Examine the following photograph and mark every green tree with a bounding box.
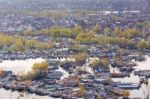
[137,40,148,50]
[12,39,25,52]
[93,23,102,33]
[76,33,100,44]
[103,27,110,35]
[136,22,142,28]
[32,61,48,71]
[123,90,130,98]
[91,59,100,69]
[100,58,109,69]
[74,52,88,65]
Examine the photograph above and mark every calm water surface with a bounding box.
[111,55,150,98]
[0,88,51,99]
[0,58,65,99]
[0,58,46,74]
[0,56,150,99]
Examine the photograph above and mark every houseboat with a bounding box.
[116,83,141,89]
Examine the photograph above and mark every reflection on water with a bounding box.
[0,58,46,74]
[136,55,150,70]
[111,55,150,98]
[57,66,69,79]
[0,58,68,99]
[0,56,150,98]
[0,88,52,99]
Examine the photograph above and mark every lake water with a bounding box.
[0,58,68,99]
[0,56,150,99]
[0,88,51,99]
[0,58,69,78]
[0,58,46,74]
[111,55,150,99]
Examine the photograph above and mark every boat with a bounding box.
[110,73,127,78]
[120,67,134,72]
[49,92,62,98]
[117,83,141,89]
[134,71,140,75]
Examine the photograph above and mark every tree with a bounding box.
[74,24,83,33]
[12,39,25,52]
[112,56,123,65]
[123,90,130,98]
[136,22,142,28]
[113,27,121,36]
[22,29,34,36]
[0,32,51,52]
[25,71,37,80]
[32,61,48,71]
[95,95,101,99]
[111,15,117,22]
[91,58,109,70]
[2,45,11,52]
[144,21,150,31]
[74,52,88,65]
[76,33,100,44]
[70,44,88,52]
[100,58,109,69]
[103,27,110,35]
[79,84,85,94]
[91,59,100,69]
[49,26,73,38]
[125,28,141,38]
[113,28,141,39]
[93,23,102,33]
[137,40,148,50]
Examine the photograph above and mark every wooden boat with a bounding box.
[120,67,134,72]
[117,83,141,89]
[110,73,127,78]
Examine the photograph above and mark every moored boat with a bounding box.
[116,83,141,89]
